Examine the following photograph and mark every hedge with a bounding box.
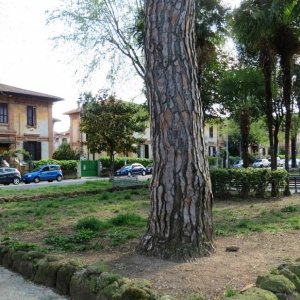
[33,159,78,171]
[210,168,288,198]
[98,157,153,171]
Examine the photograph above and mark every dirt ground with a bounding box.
[69,230,299,300]
[11,195,300,300]
[68,195,300,300]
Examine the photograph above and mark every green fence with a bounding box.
[81,160,98,177]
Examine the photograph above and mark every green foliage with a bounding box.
[224,288,239,297]
[99,156,152,171]
[33,159,77,171]
[109,213,144,226]
[52,142,80,160]
[75,217,107,231]
[211,168,288,198]
[45,229,97,251]
[79,92,148,175]
[8,241,46,252]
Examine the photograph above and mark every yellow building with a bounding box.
[0,83,62,161]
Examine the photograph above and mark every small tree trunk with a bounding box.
[262,51,276,170]
[138,0,213,261]
[291,137,297,168]
[281,54,292,196]
[240,110,250,168]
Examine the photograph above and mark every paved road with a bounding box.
[0,177,102,190]
[0,267,67,300]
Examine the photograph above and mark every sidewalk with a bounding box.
[0,267,66,300]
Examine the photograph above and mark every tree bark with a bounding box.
[239,110,250,168]
[138,0,213,261]
[261,50,275,170]
[282,54,292,196]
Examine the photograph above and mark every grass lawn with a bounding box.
[0,182,299,254]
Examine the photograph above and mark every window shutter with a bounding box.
[36,142,41,160]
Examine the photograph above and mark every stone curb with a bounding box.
[0,244,171,300]
[227,258,300,300]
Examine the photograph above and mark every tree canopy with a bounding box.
[79,91,148,175]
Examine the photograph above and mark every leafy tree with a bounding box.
[79,91,148,176]
[272,0,300,194]
[48,0,145,79]
[138,0,213,261]
[219,68,265,167]
[48,0,229,118]
[52,143,81,160]
[231,0,278,170]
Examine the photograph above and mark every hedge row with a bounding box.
[210,168,288,198]
[99,157,153,171]
[33,159,78,171]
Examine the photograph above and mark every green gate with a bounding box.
[81,160,98,177]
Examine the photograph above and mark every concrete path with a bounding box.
[0,267,67,300]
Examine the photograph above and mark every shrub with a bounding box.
[210,168,288,198]
[109,213,145,226]
[75,217,106,231]
[52,143,80,160]
[33,159,77,171]
[99,157,152,172]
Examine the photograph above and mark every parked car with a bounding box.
[22,164,63,184]
[289,159,300,168]
[115,163,147,176]
[233,160,243,168]
[0,167,21,185]
[253,158,270,168]
[145,164,153,174]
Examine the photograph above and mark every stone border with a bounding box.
[0,244,173,300]
[227,258,300,300]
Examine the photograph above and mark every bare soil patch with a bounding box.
[7,194,300,299]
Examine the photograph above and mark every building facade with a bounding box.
[0,83,62,161]
[64,106,222,161]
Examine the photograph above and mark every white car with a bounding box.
[233,160,243,168]
[253,159,270,168]
[289,159,300,168]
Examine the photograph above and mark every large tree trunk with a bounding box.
[138,0,213,261]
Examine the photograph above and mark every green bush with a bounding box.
[33,159,77,171]
[99,157,152,171]
[75,217,106,231]
[211,168,288,198]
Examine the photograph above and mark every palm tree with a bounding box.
[271,0,300,195]
[231,0,278,171]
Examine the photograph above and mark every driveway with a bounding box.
[0,267,67,300]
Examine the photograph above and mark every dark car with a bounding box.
[115,163,147,176]
[22,164,63,184]
[145,164,153,174]
[0,167,21,185]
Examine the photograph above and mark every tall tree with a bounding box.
[79,91,148,176]
[218,68,265,167]
[138,0,213,261]
[48,0,145,79]
[272,0,300,194]
[231,0,278,170]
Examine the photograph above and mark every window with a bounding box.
[23,141,41,161]
[27,106,37,126]
[0,103,8,123]
[209,126,214,138]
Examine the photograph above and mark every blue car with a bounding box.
[115,163,147,177]
[22,164,63,184]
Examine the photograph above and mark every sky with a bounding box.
[0,0,241,133]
